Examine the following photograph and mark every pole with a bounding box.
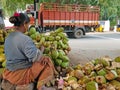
[34,0,40,32]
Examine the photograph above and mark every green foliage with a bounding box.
[0,0,33,16]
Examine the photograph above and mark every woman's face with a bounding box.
[24,22,29,32]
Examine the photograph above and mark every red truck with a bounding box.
[26,3,100,38]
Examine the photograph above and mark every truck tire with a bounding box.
[74,29,83,38]
[66,32,74,38]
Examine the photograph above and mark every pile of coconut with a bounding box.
[51,56,120,90]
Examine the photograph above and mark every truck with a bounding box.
[26,3,100,38]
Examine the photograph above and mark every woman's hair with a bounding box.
[9,12,30,26]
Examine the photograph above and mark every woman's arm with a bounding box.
[23,37,44,62]
[32,49,43,62]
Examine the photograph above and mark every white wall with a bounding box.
[99,20,110,32]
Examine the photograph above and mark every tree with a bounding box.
[0,0,33,16]
[97,0,120,26]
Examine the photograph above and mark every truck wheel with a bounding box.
[66,32,74,38]
[74,29,83,38]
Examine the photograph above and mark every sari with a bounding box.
[2,57,57,89]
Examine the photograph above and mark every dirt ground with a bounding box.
[68,48,120,66]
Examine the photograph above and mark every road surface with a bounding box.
[68,32,120,65]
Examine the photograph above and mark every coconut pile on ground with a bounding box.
[27,27,120,90]
[0,29,14,73]
[58,56,120,90]
[27,27,71,70]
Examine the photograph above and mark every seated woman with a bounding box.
[1,12,56,90]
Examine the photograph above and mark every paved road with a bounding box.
[69,32,120,50]
[68,32,120,65]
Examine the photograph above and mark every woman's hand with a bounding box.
[40,56,49,65]
[39,45,44,53]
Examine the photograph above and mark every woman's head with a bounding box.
[9,12,30,32]
[9,12,30,27]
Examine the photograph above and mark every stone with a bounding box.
[41,85,56,90]
[16,83,34,90]
[1,79,16,90]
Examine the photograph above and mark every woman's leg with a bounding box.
[31,57,56,90]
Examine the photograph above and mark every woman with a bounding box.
[2,12,56,90]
